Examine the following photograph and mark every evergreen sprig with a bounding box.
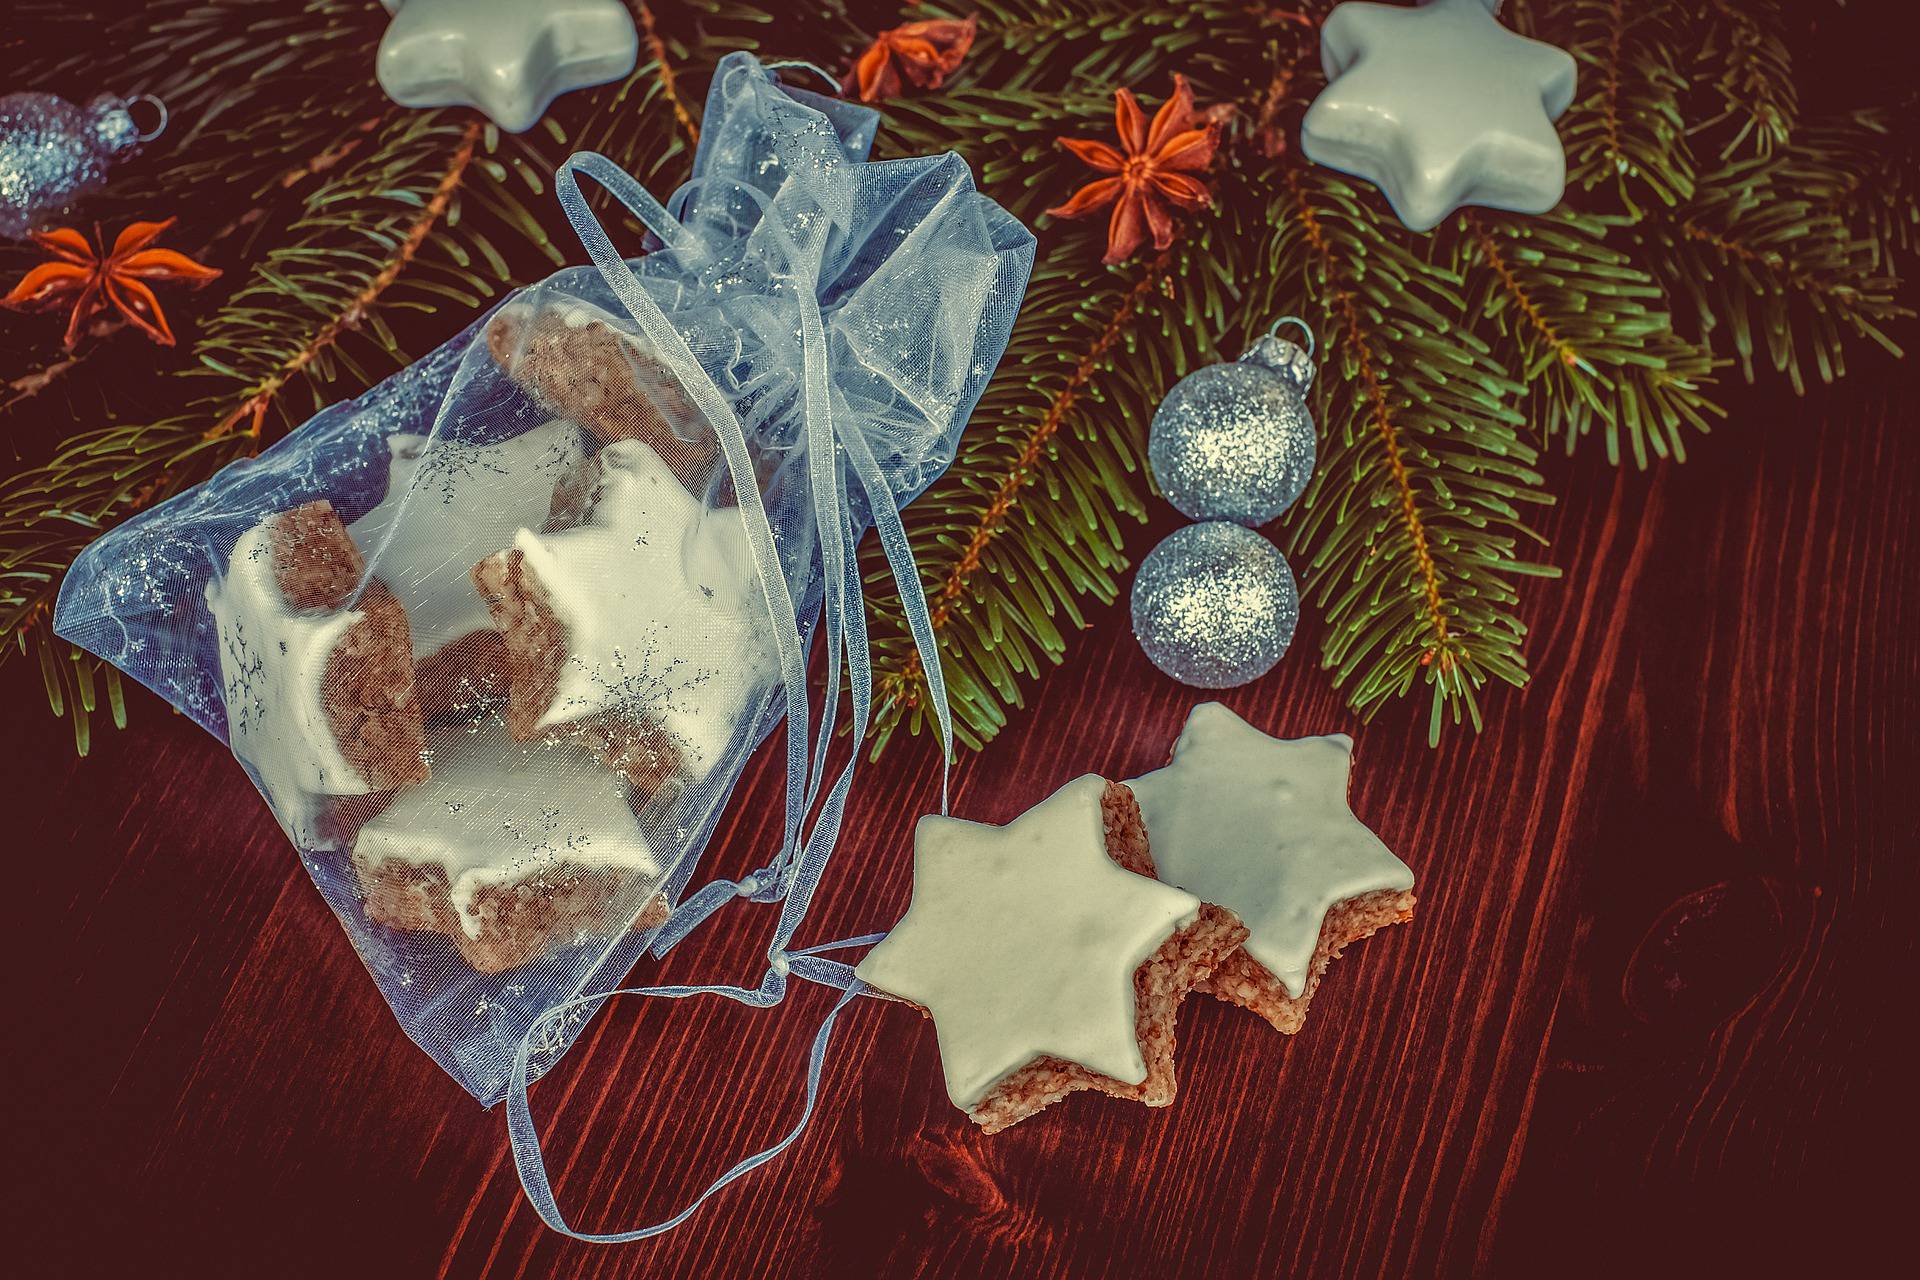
[1636,152,1905,392]
[1453,207,1722,466]
[1277,168,1554,743]
[1554,0,1695,215]
[861,1,1290,750]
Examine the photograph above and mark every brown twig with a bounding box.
[637,1,699,145]
[205,120,483,443]
[1286,168,1453,669]
[2,317,123,413]
[1465,211,1584,369]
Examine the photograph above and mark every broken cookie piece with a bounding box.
[204,501,427,850]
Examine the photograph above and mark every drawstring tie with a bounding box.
[504,150,954,1243]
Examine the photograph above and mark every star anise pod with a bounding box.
[2,218,221,349]
[847,13,978,103]
[1046,74,1224,265]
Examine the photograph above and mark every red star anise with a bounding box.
[847,13,978,103]
[2,218,220,349]
[1046,74,1223,265]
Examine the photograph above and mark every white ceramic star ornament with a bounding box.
[375,0,639,133]
[1127,703,1414,1005]
[856,775,1202,1111]
[1300,0,1577,231]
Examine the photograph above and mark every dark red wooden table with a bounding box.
[9,363,1915,1277]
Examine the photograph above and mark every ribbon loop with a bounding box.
[507,980,863,1243]
[514,144,958,1245]
[506,41,1031,1238]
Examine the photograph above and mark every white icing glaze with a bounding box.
[204,521,372,848]
[354,722,660,938]
[512,437,774,783]
[855,775,1201,1111]
[349,419,586,658]
[1126,702,1414,999]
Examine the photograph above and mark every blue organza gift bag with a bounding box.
[56,53,1032,1234]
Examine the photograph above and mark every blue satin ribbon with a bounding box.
[503,147,954,1243]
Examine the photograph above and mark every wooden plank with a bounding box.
[6,373,1912,1276]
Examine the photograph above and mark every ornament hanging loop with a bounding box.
[1263,314,1315,360]
[766,60,842,95]
[127,94,168,143]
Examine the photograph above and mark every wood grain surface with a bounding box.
[8,365,1915,1278]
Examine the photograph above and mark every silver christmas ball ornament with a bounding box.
[1131,521,1299,688]
[0,91,166,241]
[1148,318,1317,527]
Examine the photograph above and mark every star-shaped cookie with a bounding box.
[375,0,639,133]
[350,420,586,660]
[856,775,1246,1132]
[1127,703,1415,1034]
[1300,0,1577,231]
[473,437,777,794]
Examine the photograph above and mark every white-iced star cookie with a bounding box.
[350,420,586,660]
[1300,0,1577,231]
[474,437,776,795]
[1127,702,1415,1034]
[375,0,639,134]
[352,720,667,974]
[205,502,426,851]
[856,775,1247,1132]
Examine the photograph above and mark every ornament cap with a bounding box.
[83,94,164,152]
[1240,327,1316,392]
[126,94,169,144]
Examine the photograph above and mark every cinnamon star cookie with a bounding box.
[1126,702,1415,1034]
[857,775,1245,1132]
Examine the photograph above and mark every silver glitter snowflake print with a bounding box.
[219,617,268,735]
[101,523,202,615]
[410,436,512,504]
[500,803,593,866]
[562,633,714,757]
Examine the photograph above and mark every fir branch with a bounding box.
[1553,0,1694,215]
[1453,208,1721,466]
[204,120,484,442]
[1635,152,1908,392]
[1689,0,1796,159]
[873,245,1175,745]
[1277,168,1555,743]
[862,1,1308,752]
[23,0,389,194]
[1784,106,1919,273]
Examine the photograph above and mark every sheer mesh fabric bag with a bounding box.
[55,53,1034,1106]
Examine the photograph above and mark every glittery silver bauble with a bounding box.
[0,91,165,241]
[1148,330,1318,526]
[1131,521,1299,688]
